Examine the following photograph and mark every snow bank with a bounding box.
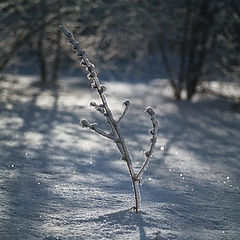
[0,76,239,239]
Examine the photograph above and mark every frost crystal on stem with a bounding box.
[60,25,158,213]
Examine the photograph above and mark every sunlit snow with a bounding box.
[0,75,239,240]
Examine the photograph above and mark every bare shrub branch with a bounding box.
[117,99,131,124]
[136,107,159,180]
[60,25,158,213]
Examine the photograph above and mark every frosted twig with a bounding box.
[90,102,106,116]
[136,107,158,180]
[60,25,158,213]
[80,119,116,141]
[117,99,131,124]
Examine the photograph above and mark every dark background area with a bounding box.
[0,0,240,101]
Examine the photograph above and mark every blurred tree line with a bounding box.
[0,0,239,100]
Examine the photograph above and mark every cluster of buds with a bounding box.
[59,25,106,97]
[90,102,106,116]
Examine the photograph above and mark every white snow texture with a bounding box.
[0,76,240,240]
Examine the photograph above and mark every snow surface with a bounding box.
[0,75,240,240]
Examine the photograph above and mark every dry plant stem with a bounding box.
[117,100,130,124]
[136,108,158,180]
[60,25,158,213]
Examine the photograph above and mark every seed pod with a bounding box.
[91,82,97,89]
[145,106,155,116]
[148,129,154,135]
[90,102,97,107]
[99,85,106,93]
[123,99,131,106]
[87,73,95,80]
[80,59,86,66]
[145,150,151,157]
[87,64,95,72]
[80,118,90,128]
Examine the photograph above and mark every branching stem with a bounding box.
[60,25,158,213]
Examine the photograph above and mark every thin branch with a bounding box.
[59,25,116,132]
[80,119,116,141]
[90,102,107,116]
[117,99,131,124]
[136,107,158,180]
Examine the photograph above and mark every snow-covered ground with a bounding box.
[0,75,239,240]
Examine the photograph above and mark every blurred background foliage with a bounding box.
[0,0,240,100]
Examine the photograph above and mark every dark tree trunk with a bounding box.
[37,0,48,84]
[160,39,180,99]
[51,0,63,82]
[38,33,48,84]
[51,29,62,82]
[186,0,213,100]
[178,0,191,98]
[0,7,59,73]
